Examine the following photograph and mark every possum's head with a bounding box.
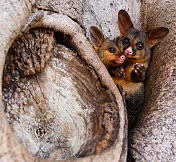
[90,26,126,68]
[115,10,169,61]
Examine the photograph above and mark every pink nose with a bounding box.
[120,55,126,60]
[125,46,133,55]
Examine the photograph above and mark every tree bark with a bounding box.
[0,0,128,161]
[129,0,176,161]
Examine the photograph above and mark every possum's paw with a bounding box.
[134,63,145,75]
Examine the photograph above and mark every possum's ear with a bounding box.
[118,10,133,36]
[90,26,104,47]
[147,27,169,47]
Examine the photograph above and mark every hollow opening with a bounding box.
[54,31,76,51]
[2,28,120,160]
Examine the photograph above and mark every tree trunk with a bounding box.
[0,0,130,161]
[3,27,123,160]
[4,0,174,161]
[129,0,176,161]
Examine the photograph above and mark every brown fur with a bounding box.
[90,26,126,70]
[115,10,169,82]
[113,10,169,127]
[113,10,169,87]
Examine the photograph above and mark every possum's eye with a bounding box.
[122,37,130,46]
[136,42,144,50]
[108,47,116,53]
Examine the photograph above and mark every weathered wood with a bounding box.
[0,1,127,161]
[3,29,120,159]
[3,28,55,85]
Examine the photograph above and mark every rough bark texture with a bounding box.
[0,0,128,161]
[82,0,141,40]
[35,0,83,27]
[3,28,55,85]
[3,29,120,159]
[0,1,37,161]
[129,0,176,161]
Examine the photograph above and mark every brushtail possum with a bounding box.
[113,10,169,128]
[90,26,126,77]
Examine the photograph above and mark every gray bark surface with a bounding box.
[82,0,141,40]
[129,0,176,161]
